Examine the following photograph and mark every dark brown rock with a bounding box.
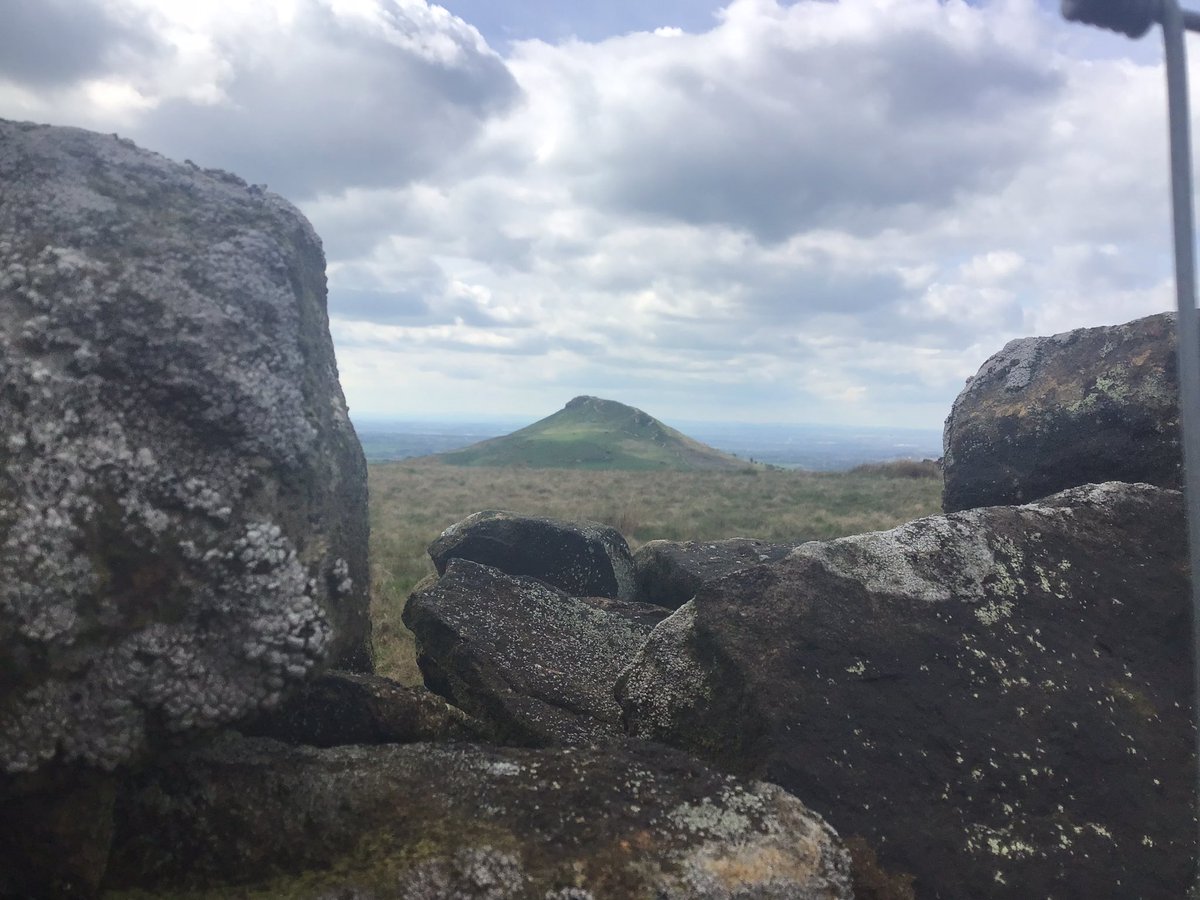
[942,312,1181,512]
[0,120,370,779]
[617,482,1195,899]
[238,670,481,747]
[403,559,653,745]
[428,509,636,600]
[634,538,794,608]
[103,733,854,899]
[0,772,115,898]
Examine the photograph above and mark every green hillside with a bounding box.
[436,396,753,471]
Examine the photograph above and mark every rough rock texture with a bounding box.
[429,509,636,601]
[404,559,653,745]
[582,596,675,630]
[239,670,481,747]
[942,312,1181,512]
[104,733,853,899]
[634,538,794,609]
[617,483,1195,899]
[0,773,115,898]
[0,120,371,777]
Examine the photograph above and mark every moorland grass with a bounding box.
[368,457,942,683]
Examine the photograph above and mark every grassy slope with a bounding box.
[436,396,750,471]
[368,458,942,683]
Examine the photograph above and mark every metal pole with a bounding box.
[1061,0,1200,887]
[1161,1,1200,887]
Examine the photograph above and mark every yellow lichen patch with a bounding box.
[1109,681,1158,720]
[696,842,818,888]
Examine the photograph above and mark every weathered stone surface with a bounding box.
[0,773,115,898]
[104,733,853,899]
[634,538,793,608]
[404,559,652,745]
[942,312,1181,512]
[0,120,370,777]
[582,596,675,630]
[429,509,636,601]
[617,482,1195,899]
[238,670,481,747]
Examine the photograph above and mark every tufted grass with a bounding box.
[368,457,942,684]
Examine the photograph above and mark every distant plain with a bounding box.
[354,417,944,470]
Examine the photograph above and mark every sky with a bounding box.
[0,0,1184,428]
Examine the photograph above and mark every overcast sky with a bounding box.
[0,0,1182,428]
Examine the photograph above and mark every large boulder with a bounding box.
[634,538,794,608]
[104,733,854,899]
[942,312,1181,512]
[0,120,371,778]
[404,559,653,745]
[429,509,636,601]
[617,482,1195,899]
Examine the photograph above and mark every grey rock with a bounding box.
[104,733,854,899]
[618,482,1196,899]
[429,509,636,601]
[0,119,370,777]
[942,312,1182,512]
[634,538,793,608]
[403,559,652,745]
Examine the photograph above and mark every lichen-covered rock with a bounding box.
[617,482,1195,899]
[0,119,370,777]
[581,596,675,630]
[238,670,481,747]
[104,733,854,899]
[634,538,793,608]
[942,312,1181,512]
[429,509,636,601]
[404,559,652,745]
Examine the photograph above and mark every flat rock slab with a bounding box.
[429,509,636,601]
[634,538,794,608]
[238,671,481,747]
[618,482,1195,899]
[0,120,370,778]
[943,312,1181,512]
[104,734,854,899]
[404,559,653,745]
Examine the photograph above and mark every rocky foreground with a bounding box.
[1,119,1195,899]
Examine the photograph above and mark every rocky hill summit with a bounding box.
[437,394,752,470]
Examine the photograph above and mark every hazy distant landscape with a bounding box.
[354,417,943,470]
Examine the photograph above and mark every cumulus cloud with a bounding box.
[0,0,156,88]
[0,0,518,197]
[0,0,1184,426]
[138,1,519,196]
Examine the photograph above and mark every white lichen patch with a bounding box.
[789,506,1048,611]
[618,602,715,737]
[667,797,753,840]
[975,598,1015,627]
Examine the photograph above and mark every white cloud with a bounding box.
[0,0,1185,426]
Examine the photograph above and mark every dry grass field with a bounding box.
[367,457,943,682]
